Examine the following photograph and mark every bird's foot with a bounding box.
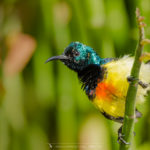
[117,126,131,145]
[138,80,149,89]
[127,76,149,89]
[127,76,139,83]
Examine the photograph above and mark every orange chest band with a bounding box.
[95,82,117,100]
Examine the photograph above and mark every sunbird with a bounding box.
[46,42,150,144]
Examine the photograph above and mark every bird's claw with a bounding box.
[127,76,149,89]
[138,80,149,88]
[127,76,138,82]
[117,126,131,145]
[117,134,131,145]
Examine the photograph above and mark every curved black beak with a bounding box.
[45,55,68,63]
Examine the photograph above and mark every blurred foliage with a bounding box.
[0,0,150,150]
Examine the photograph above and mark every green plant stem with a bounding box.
[119,8,145,150]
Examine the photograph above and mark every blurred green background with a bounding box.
[0,0,150,150]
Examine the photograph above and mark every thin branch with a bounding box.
[119,8,149,150]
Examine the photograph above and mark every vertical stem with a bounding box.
[119,8,146,150]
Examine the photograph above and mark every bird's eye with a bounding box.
[73,50,80,57]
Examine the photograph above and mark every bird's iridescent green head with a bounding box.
[46,42,108,72]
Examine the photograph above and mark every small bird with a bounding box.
[46,42,150,143]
